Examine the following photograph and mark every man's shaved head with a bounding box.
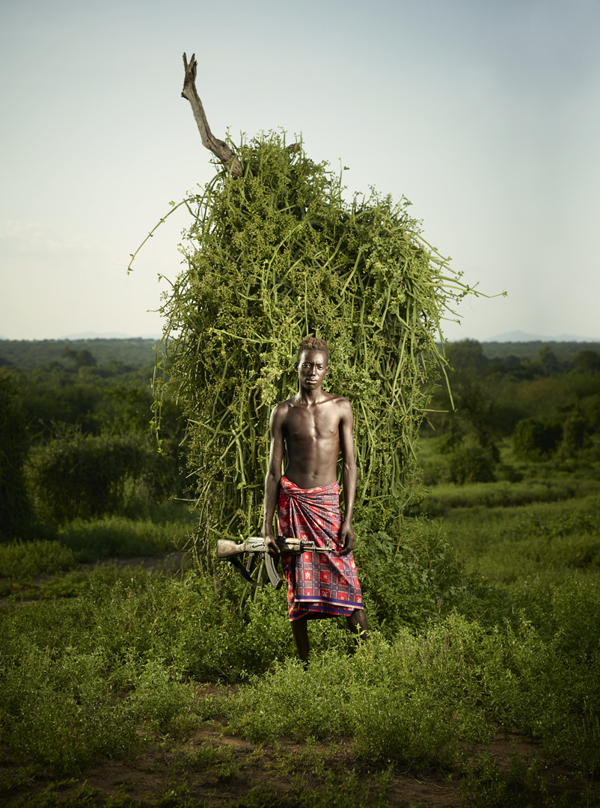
[296,337,329,363]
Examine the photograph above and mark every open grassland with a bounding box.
[435,494,600,583]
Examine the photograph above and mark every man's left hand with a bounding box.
[338,521,355,555]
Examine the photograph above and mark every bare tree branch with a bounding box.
[181,53,242,178]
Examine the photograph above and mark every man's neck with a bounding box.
[296,386,326,405]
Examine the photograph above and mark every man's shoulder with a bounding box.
[271,397,296,419]
[328,393,352,411]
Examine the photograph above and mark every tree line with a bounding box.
[425,340,600,484]
[0,348,186,541]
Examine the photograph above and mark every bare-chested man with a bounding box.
[262,336,368,663]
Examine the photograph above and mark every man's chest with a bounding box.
[284,405,340,442]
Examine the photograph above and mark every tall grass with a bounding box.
[227,609,600,773]
[1,495,600,788]
[57,507,195,562]
[437,493,600,581]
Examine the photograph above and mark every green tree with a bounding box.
[26,426,170,522]
[432,340,501,460]
[574,349,600,373]
[513,417,563,460]
[61,348,97,368]
[0,374,33,539]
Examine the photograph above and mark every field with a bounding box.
[2,341,600,806]
[2,478,600,806]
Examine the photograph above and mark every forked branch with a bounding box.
[181,52,242,177]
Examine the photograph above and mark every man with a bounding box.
[262,336,368,663]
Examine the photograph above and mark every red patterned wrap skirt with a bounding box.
[277,475,364,622]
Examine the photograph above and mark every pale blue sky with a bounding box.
[1,0,599,341]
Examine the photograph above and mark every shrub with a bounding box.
[0,374,33,539]
[0,540,77,579]
[513,417,563,460]
[353,517,477,633]
[560,412,588,457]
[448,445,496,484]
[26,426,170,522]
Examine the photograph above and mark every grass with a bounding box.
[434,493,600,582]
[56,501,196,562]
[1,479,600,804]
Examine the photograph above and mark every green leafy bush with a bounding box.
[0,373,33,539]
[0,540,77,579]
[26,426,170,522]
[56,511,194,561]
[353,517,479,633]
[513,417,563,460]
[560,412,588,457]
[448,445,496,484]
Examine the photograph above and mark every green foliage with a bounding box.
[513,417,563,460]
[156,133,472,561]
[0,644,140,772]
[56,508,194,561]
[227,610,600,773]
[0,540,77,579]
[433,494,600,582]
[25,426,174,522]
[418,478,584,516]
[574,348,600,373]
[2,506,600,778]
[559,411,588,457]
[481,341,600,364]
[460,752,549,808]
[447,444,496,484]
[0,373,33,539]
[61,347,97,368]
[353,516,480,633]
[0,338,158,369]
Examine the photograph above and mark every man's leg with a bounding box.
[291,615,310,664]
[346,608,369,640]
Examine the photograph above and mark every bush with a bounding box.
[560,412,588,457]
[0,374,33,539]
[353,517,478,633]
[513,417,563,460]
[0,540,77,579]
[155,132,474,564]
[448,445,496,484]
[26,426,171,522]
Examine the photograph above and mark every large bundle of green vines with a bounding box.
[157,133,469,560]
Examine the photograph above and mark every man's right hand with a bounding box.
[264,532,280,557]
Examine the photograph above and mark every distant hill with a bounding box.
[0,338,162,369]
[485,330,600,343]
[480,341,600,362]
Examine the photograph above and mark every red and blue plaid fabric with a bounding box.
[277,475,364,622]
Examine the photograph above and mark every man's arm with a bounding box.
[338,399,357,556]
[262,404,286,556]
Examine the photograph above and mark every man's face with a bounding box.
[296,349,329,390]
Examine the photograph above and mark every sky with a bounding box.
[1,0,599,342]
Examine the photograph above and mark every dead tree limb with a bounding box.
[181,53,242,177]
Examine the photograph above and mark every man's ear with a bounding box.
[294,362,299,371]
